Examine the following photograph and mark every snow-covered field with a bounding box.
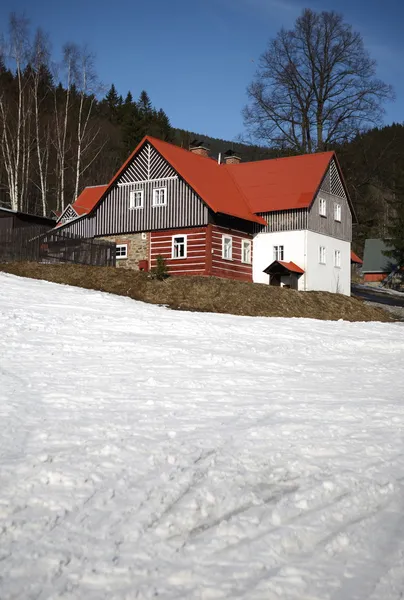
[1,273,404,600]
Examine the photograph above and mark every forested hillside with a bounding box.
[0,14,402,252]
[0,44,172,216]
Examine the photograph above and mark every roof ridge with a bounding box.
[226,150,335,168]
[147,135,218,163]
[222,162,257,215]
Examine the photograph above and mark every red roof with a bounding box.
[70,136,345,225]
[73,185,108,214]
[263,260,305,275]
[56,185,108,225]
[225,152,334,212]
[107,136,265,225]
[278,261,305,274]
[351,251,363,264]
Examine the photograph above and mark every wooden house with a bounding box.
[53,135,355,295]
[0,206,55,230]
[0,207,56,263]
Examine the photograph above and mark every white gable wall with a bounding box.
[253,231,307,289]
[305,231,351,295]
[253,230,351,295]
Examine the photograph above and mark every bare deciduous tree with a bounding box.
[0,13,31,210]
[53,43,78,211]
[72,46,103,203]
[31,28,51,215]
[244,9,394,153]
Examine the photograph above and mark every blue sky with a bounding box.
[2,0,403,140]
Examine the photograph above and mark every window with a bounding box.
[273,245,284,261]
[116,244,128,259]
[129,189,143,209]
[242,239,252,264]
[222,236,232,260]
[334,203,341,222]
[319,197,327,217]
[152,187,167,206]
[334,249,341,268]
[319,246,326,264]
[172,235,187,259]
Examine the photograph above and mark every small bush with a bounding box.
[150,255,168,281]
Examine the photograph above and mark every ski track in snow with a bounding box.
[1,273,404,599]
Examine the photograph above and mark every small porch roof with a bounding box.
[263,260,305,276]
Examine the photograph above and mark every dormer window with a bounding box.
[152,187,167,207]
[319,197,327,217]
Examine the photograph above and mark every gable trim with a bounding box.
[117,175,178,186]
[57,203,78,224]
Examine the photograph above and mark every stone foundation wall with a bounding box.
[99,233,149,270]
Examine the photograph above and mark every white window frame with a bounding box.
[273,245,284,261]
[319,246,326,264]
[172,235,187,259]
[129,189,144,209]
[116,244,128,260]
[319,197,327,217]
[222,235,233,260]
[334,202,341,222]
[152,187,167,207]
[334,249,341,268]
[242,239,252,264]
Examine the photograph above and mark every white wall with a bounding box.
[305,231,351,295]
[253,231,306,288]
[253,230,351,295]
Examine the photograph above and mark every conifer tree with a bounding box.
[104,84,120,123]
[138,90,152,115]
[383,174,404,271]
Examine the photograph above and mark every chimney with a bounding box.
[223,149,241,165]
[189,139,210,158]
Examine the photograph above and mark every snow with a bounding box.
[1,272,404,600]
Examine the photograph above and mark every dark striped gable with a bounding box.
[255,158,352,242]
[308,158,352,242]
[61,142,210,238]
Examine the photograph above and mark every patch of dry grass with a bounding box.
[0,262,393,322]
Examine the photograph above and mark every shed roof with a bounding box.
[0,206,56,225]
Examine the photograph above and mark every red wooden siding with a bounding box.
[210,225,253,282]
[363,273,386,282]
[149,225,253,281]
[150,227,207,276]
